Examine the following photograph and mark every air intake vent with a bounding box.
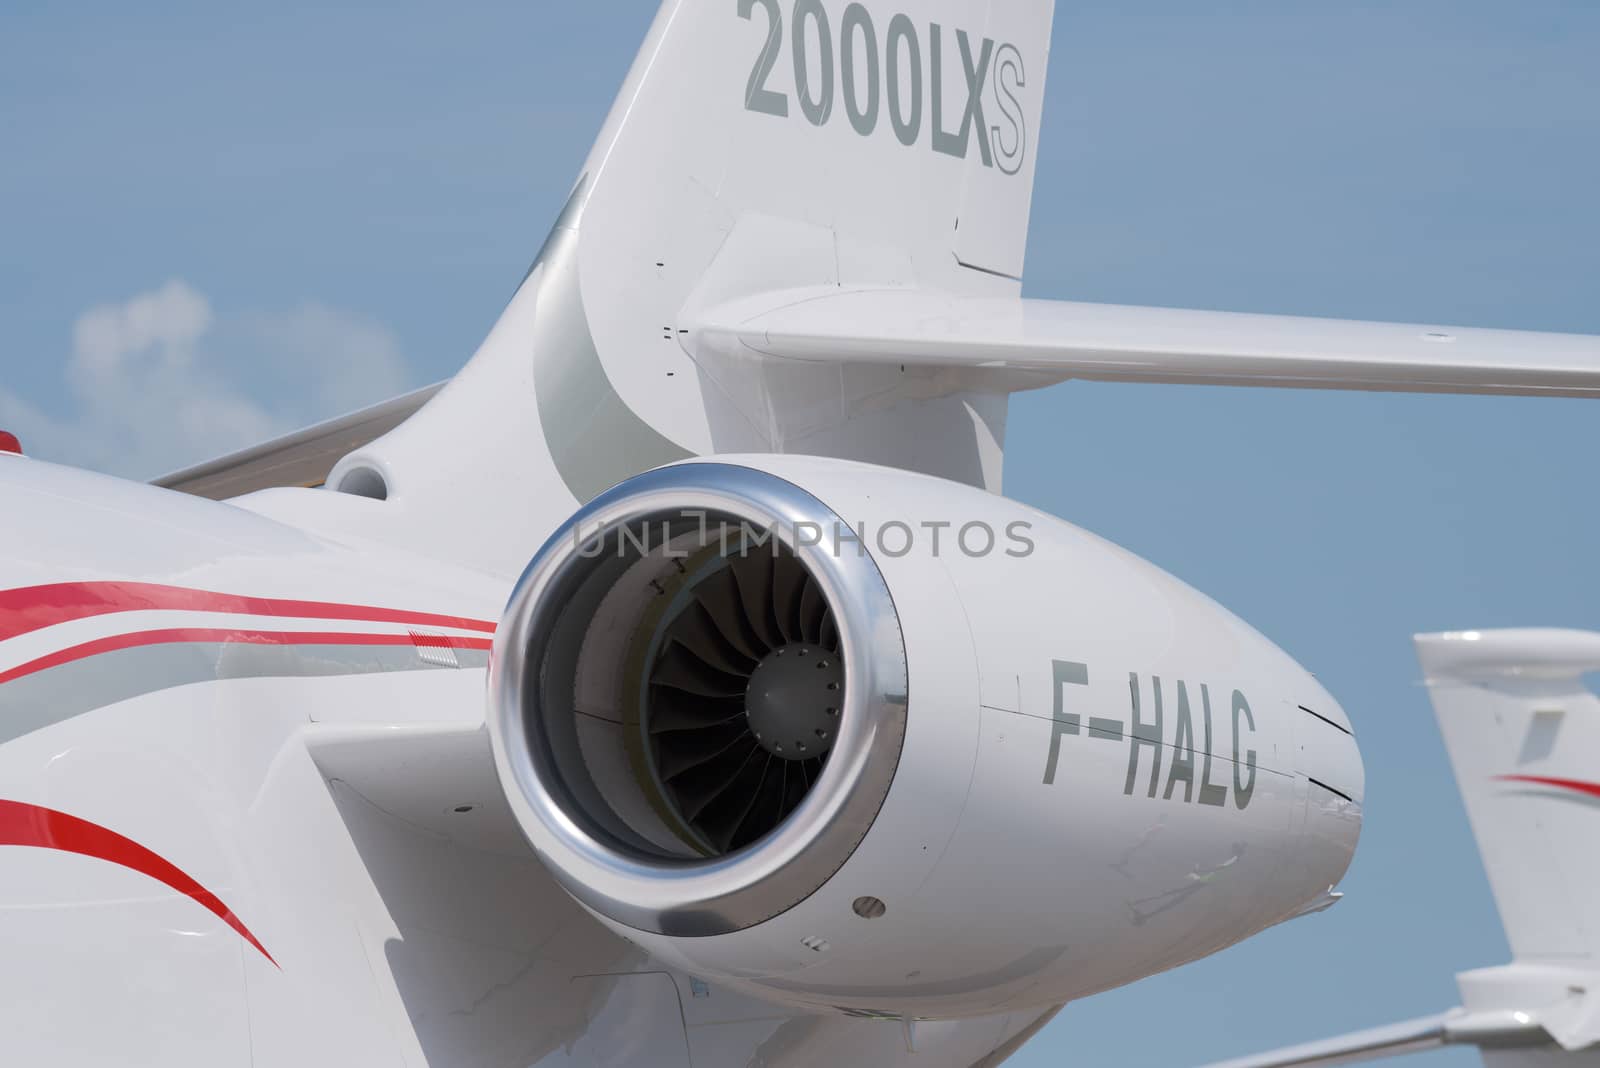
[647,549,842,853]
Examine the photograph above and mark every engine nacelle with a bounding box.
[488,456,1362,1017]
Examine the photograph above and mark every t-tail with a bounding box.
[1189,629,1600,1068]
[300,0,1058,576]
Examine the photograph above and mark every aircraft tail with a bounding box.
[575,0,1057,291]
[1415,629,1600,964]
[316,0,1059,574]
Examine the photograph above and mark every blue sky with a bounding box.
[3,2,1597,1065]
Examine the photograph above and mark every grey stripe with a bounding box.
[526,177,692,503]
[0,642,489,747]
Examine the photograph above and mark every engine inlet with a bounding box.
[488,463,907,936]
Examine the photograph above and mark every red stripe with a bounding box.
[0,627,495,686]
[0,581,496,644]
[0,799,278,967]
[1494,774,1600,799]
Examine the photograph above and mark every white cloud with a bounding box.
[0,280,413,479]
[70,279,212,383]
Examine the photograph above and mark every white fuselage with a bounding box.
[0,451,1362,1063]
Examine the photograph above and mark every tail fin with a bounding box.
[581,0,1056,285]
[1415,629,1600,963]
[568,0,1058,452]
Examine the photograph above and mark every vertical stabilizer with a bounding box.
[1415,629,1600,963]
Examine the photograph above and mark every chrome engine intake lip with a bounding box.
[489,462,909,937]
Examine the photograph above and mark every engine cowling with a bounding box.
[488,456,1363,1018]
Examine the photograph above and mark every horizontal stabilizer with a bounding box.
[153,382,443,500]
[1417,628,1600,683]
[693,288,1600,396]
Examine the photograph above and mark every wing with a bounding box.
[1192,1010,1552,1068]
[153,382,443,500]
[693,288,1600,397]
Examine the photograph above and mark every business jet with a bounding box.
[1199,629,1600,1068]
[1,1,1595,1064]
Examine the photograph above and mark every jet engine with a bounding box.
[488,456,1363,1018]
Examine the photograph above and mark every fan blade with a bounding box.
[653,721,750,779]
[693,750,775,852]
[729,551,782,650]
[780,758,809,816]
[798,576,827,644]
[674,742,763,822]
[731,755,787,850]
[692,566,766,661]
[647,689,745,734]
[651,642,748,698]
[819,611,839,652]
[673,601,758,676]
[771,554,807,644]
